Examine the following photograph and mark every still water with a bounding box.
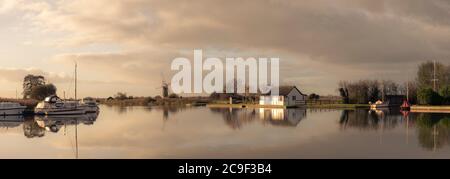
[0,105,450,159]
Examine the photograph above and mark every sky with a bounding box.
[0,0,449,98]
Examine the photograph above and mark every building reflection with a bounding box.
[340,109,450,151]
[210,108,307,129]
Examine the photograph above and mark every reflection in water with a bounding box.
[209,108,307,129]
[2,113,100,139]
[1,105,450,158]
[34,113,99,134]
[340,109,450,151]
[0,116,24,131]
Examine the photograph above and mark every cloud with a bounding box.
[0,68,71,83]
[3,0,450,96]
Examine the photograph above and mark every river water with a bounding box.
[0,105,449,159]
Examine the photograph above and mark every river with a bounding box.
[0,105,449,158]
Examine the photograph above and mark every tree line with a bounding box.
[338,61,450,105]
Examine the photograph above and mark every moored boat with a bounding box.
[35,96,86,115]
[0,102,26,116]
[81,98,99,113]
[400,100,411,111]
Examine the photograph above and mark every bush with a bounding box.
[168,93,179,98]
[417,88,442,105]
[439,85,450,104]
[114,92,128,100]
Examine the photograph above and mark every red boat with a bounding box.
[400,100,411,111]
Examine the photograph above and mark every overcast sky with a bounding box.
[0,0,449,98]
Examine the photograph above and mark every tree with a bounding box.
[308,93,320,100]
[23,75,46,99]
[168,93,179,98]
[367,80,380,103]
[381,80,399,96]
[338,87,349,104]
[416,61,449,90]
[439,85,450,104]
[114,92,128,100]
[29,84,57,101]
[400,81,418,104]
[417,88,442,105]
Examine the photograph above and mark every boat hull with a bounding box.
[0,107,26,116]
[83,106,99,113]
[35,108,86,115]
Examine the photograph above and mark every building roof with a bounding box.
[265,86,306,96]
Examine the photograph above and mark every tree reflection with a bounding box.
[340,109,401,131]
[415,113,450,151]
[340,109,450,151]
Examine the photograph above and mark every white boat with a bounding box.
[35,96,86,115]
[0,102,26,116]
[81,99,99,113]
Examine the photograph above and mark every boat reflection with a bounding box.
[22,113,99,138]
[340,109,450,151]
[34,112,99,133]
[0,115,24,131]
[209,108,307,129]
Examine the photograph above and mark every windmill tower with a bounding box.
[156,72,170,98]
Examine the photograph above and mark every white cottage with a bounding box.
[259,86,307,107]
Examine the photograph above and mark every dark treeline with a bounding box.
[338,61,450,105]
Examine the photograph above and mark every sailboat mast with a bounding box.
[75,62,77,101]
[432,61,437,92]
[406,82,409,102]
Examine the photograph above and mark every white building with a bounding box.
[259,86,307,107]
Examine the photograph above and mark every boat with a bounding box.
[400,100,411,111]
[0,102,26,116]
[370,100,394,109]
[81,98,99,113]
[34,96,86,115]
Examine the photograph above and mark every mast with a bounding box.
[406,82,409,102]
[432,60,439,92]
[75,62,77,101]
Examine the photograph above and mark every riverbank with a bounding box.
[411,105,450,113]
[207,103,287,109]
[307,103,370,109]
[99,97,211,107]
[207,103,371,109]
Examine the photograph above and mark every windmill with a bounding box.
[156,72,170,98]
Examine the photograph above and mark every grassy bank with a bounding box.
[307,103,370,109]
[99,97,211,106]
[207,103,287,109]
[411,105,450,113]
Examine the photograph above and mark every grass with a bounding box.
[307,103,370,109]
[411,105,450,112]
[99,97,211,106]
